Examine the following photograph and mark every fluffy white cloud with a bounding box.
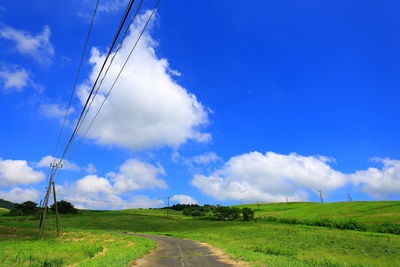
[37,155,80,171]
[170,194,198,205]
[75,175,113,194]
[0,158,45,187]
[111,159,167,192]
[192,152,221,165]
[0,187,39,203]
[351,158,400,199]
[56,158,167,210]
[0,67,29,92]
[77,11,209,151]
[192,151,348,202]
[39,104,74,118]
[0,25,54,65]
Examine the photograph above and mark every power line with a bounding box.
[56,0,136,167]
[68,0,160,160]
[52,0,100,159]
[39,0,138,237]
[68,0,144,159]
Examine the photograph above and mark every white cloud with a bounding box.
[111,159,167,192]
[351,158,400,199]
[39,104,74,118]
[56,158,167,210]
[98,0,129,14]
[0,158,45,187]
[85,163,97,173]
[77,10,209,151]
[37,155,80,171]
[0,64,43,93]
[75,174,113,194]
[192,151,348,202]
[192,152,221,165]
[170,194,198,205]
[0,67,29,92]
[0,25,54,65]
[0,187,39,203]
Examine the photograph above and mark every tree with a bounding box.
[242,207,255,221]
[51,200,78,214]
[13,201,38,215]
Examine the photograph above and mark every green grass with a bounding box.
[0,201,399,266]
[0,208,9,216]
[241,201,400,224]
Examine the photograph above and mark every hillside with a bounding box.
[0,201,399,266]
[0,199,14,210]
[241,201,400,224]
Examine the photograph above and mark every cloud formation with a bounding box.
[0,158,45,187]
[0,187,40,203]
[170,194,198,205]
[0,25,54,65]
[39,104,74,119]
[77,11,209,151]
[192,151,348,202]
[351,158,400,199]
[55,158,167,209]
[0,67,29,92]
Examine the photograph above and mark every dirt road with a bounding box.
[125,233,245,266]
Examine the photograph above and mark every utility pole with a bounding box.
[285,195,289,204]
[167,196,171,208]
[39,162,62,237]
[347,193,352,202]
[318,190,323,204]
[240,199,243,206]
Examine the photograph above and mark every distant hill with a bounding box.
[0,199,15,209]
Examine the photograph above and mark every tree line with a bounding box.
[165,204,255,221]
[5,200,78,216]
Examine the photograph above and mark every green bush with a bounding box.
[50,200,77,214]
[242,207,255,221]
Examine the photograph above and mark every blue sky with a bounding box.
[0,0,399,209]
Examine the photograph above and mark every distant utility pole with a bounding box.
[285,195,289,204]
[167,196,171,208]
[347,193,352,202]
[240,199,243,206]
[319,190,323,204]
[39,162,62,237]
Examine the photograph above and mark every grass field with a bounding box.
[0,201,399,267]
[241,201,400,224]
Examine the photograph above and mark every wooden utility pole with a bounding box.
[52,181,60,236]
[39,162,62,237]
[347,193,352,202]
[285,195,289,204]
[319,190,323,203]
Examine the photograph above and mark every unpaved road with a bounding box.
[124,233,244,266]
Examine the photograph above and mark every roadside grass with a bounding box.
[1,201,399,266]
[0,225,154,267]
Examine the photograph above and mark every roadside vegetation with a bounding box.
[0,201,399,266]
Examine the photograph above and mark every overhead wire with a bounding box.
[67,0,144,158]
[68,0,160,160]
[52,0,100,159]
[55,0,136,169]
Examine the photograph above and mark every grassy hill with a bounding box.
[0,199,15,210]
[241,201,400,224]
[0,201,399,266]
[0,208,9,216]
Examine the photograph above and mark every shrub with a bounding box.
[7,201,38,216]
[213,206,241,221]
[51,200,77,214]
[242,208,255,221]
